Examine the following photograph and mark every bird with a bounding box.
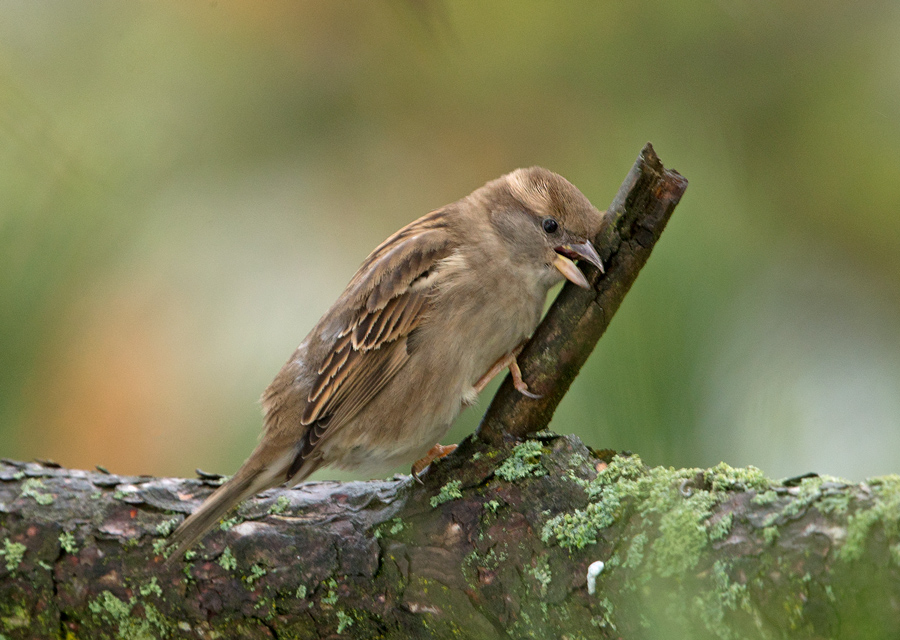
[165,167,605,561]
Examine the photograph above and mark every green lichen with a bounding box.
[496,440,547,482]
[246,563,267,585]
[466,547,507,573]
[253,596,277,620]
[0,604,32,632]
[840,475,900,562]
[763,526,780,545]
[20,478,54,505]
[155,518,179,537]
[430,480,462,508]
[88,591,172,640]
[594,597,617,630]
[122,537,140,550]
[542,455,752,579]
[693,560,752,633]
[541,500,617,549]
[484,499,502,513]
[389,518,405,535]
[751,490,778,506]
[623,532,647,569]
[139,577,162,598]
[336,610,354,633]
[322,578,339,605]
[269,495,290,515]
[653,489,718,577]
[295,584,308,599]
[58,531,78,554]
[704,462,770,493]
[709,512,734,541]
[525,555,552,597]
[567,451,588,469]
[218,547,237,571]
[541,455,643,549]
[0,539,26,573]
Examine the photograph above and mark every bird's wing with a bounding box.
[290,208,456,474]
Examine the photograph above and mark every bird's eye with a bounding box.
[542,217,559,234]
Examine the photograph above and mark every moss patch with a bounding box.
[59,531,78,554]
[218,547,237,571]
[0,539,26,573]
[245,563,267,585]
[154,518,179,537]
[336,610,354,633]
[321,578,339,605]
[525,554,552,597]
[19,479,54,506]
[430,480,462,508]
[840,475,900,562]
[269,495,290,515]
[542,456,777,573]
[138,577,162,598]
[496,440,547,482]
[88,591,173,640]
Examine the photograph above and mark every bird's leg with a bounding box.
[472,343,542,399]
[411,443,458,484]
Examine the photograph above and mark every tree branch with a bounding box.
[2,435,899,639]
[478,142,688,444]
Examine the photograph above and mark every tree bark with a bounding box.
[2,436,900,639]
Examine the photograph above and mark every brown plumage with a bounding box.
[165,167,605,561]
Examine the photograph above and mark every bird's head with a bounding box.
[481,167,605,289]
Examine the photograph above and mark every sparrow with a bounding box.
[166,167,604,560]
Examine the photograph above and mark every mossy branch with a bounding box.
[2,434,900,639]
[478,142,688,444]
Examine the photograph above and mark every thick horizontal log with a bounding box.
[2,434,899,639]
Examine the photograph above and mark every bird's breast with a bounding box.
[316,257,550,473]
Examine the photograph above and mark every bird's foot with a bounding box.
[411,443,458,483]
[473,343,542,399]
[508,353,542,399]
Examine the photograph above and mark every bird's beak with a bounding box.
[553,241,604,289]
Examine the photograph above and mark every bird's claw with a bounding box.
[514,382,543,400]
[509,354,542,400]
[410,443,458,482]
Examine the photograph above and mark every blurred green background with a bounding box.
[1,1,899,483]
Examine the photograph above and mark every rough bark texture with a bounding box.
[2,436,900,639]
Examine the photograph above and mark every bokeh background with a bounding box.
[2,2,899,483]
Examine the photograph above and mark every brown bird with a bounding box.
[166,167,604,560]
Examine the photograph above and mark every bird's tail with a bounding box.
[163,444,297,567]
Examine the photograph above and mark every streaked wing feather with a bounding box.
[314,338,411,433]
[297,209,456,460]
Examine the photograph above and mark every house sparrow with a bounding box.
[166,167,604,560]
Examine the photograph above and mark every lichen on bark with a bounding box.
[2,434,900,639]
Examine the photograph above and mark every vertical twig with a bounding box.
[477,143,688,444]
